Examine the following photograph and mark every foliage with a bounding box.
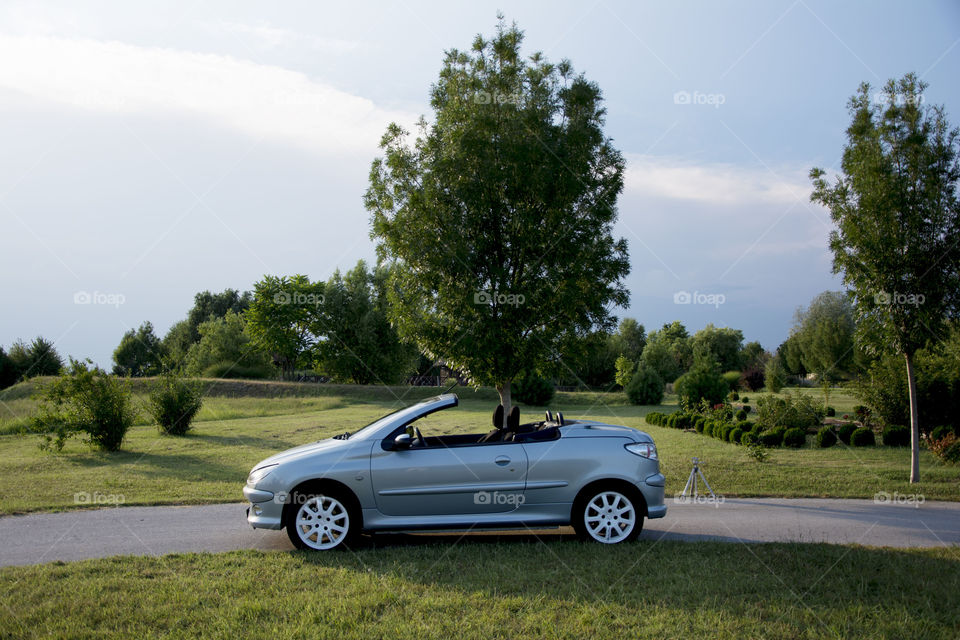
[366,19,629,411]
[184,312,274,379]
[930,426,955,442]
[691,324,744,372]
[745,441,768,462]
[6,337,63,381]
[739,366,765,392]
[722,370,742,392]
[764,357,787,393]
[639,338,682,386]
[792,291,858,383]
[728,427,743,443]
[758,428,786,448]
[512,371,555,406]
[112,322,164,377]
[837,423,858,445]
[850,428,876,447]
[32,359,137,451]
[614,355,635,388]
[246,275,324,379]
[816,426,838,448]
[609,318,646,363]
[881,425,910,447]
[755,392,826,431]
[777,335,807,377]
[735,409,747,422]
[783,428,806,448]
[825,406,836,417]
[149,374,204,436]
[163,289,252,369]
[929,433,959,464]
[556,331,619,388]
[625,362,664,405]
[0,347,17,389]
[674,361,727,408]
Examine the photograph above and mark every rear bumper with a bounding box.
[637,474,667,519]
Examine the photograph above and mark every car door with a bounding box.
[370,441,528,517]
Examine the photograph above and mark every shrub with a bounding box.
[717,423,731,441]
[675,363,728,408]
[945,441,960,464]
[33,359,137,452]
[513,372,555,406]
[740,367,765,392]
[755,393,825,431]
[740,430,758,445]
[625,363,665,406]
[614,355,636,388]
[764,358,786,393]
[645,412,663,426]
[742,405,751,414]
[816,426,837,448]
[741,396,749,404]
[837,423,858,445]
[722,371,742,392]
[729,427,743,444]
[826,406,836,417]
[730,390,740,401]
[202,362,274,380]
[850,428,875,447]
[694,418,706,434]
[735,409,747,422]
[676,413,693,429]
[149,374,204,436]
[783,427,806,448]
[881,425,910,447]
[929,433,958,463]
[930,425,953,442]
[746,441,768,462]
[750,421,764,435]
[758,428,785,447]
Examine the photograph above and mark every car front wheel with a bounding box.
[576,489,642,544]
[286,493,355,550]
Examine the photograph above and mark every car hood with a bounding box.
[252,437,355,470]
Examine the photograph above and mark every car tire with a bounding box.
[286,490,358,551]
[573,486,643,544]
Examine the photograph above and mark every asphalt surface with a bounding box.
[1,497,957,567]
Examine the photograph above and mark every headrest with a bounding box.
[508,405,520,431]
[492,405,504,429]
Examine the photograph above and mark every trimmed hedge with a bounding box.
[882,425,910,447]
[783,427,806,448]
[729,427,743,444]
[851,428,876,447]
[758,428,786,447]
[816,426,837,448]
[735,409,747,422]
[740,430,758,445]
[837,423,858,445]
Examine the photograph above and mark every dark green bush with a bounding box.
[675,364,728,407]
[735,409,747,422]
[729,427,743,444]
[716,423,730,441]
[730,391,740,401]
[783,427,806,448]
[694,418,706,433]
[33,359,137,451]
[645,412,663,426]
[837,423,858,445]
[758,428,785,447]
[881,425,910,447]
[741,396,749,404]
[742,405,751,414]
[513,372,555,406]
[149,374,204,436]
[625,363,664,405]
[723,371,742,392]
[816,426,837,448]
[202,362,274,380]
[703,421,714,437]
[755,393,825,431]
[740,430,757,445]
[851,428,875,447]
[666,414,677,429]
[826,406,836,417]
[944,441,960,464]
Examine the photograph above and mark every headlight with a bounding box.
[625,442,658,460]
[246,464,278,486]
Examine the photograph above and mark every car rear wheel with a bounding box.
[286,493,355,550]
[576,489,642,544]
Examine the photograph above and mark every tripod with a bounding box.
[680,457,716,499]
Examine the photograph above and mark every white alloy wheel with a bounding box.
[583,491,637,543]
[294,495,351,550]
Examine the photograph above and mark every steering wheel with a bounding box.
[414,426,426,447]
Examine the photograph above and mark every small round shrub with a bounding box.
[702,421,714,437]
[750,421,764,435]
[881,425,910,447]
[741,396,749,404]
[742,405,751,414]
[851,427,876,447]
[513,372,556,406]
[816,426,837,448]
[729,427,743,444]
[730,391,740,401]
[645,412,661,426]
[694,418,706,433]
[740,430,757,445]
[666,414,677,429]
[626,363,664,405]
[758,428,785,447]
[735,409,747,422]
[930,425,953,442]
[149,374,204,436]
[675,413,692,429]
[837,423,857,445]
[825,406,836,417]
[783,427,806,448]
[717,423,731,441]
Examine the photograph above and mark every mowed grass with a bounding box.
[2,543,958,639]
[0,381,957,515]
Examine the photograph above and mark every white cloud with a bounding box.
[214,21,363,54]
[0,35,416,155]
[624,154,811,206]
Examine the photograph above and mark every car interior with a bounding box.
[402,405,567,449]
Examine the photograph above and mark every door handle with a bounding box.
[494,455,511,466]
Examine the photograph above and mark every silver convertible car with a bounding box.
[244,394,666,550]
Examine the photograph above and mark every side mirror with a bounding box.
[391,433,412,450]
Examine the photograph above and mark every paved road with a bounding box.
[1,498,957,567]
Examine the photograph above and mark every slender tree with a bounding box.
[365,18,629,422]
[811,74,960,482]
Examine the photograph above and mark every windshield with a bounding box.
[344,397,455,441]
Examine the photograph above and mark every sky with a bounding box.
[1,0,958,368]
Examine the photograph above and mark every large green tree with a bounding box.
[365,19,629,421]
[811,74,960,482]
[112,322,165,377]
[246,275,324,380]
[163,289,252,368]
[691,324,744,373]
[792,291,857,405]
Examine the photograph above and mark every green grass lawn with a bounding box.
[1,542,957,639]
[0,381,956,515]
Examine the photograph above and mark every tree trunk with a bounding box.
[496,381,512,429]
[905,351,920,483]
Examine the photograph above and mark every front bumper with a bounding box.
[244,486,283,530]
